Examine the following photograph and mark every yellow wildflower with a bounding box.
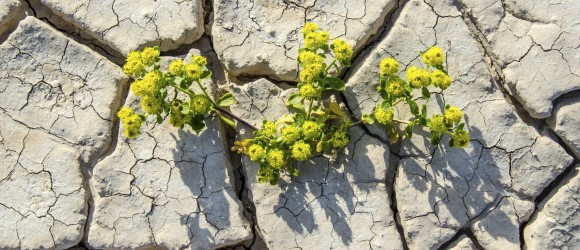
[444,106,463,123]
[267,149,286,169]
[430,115,447,133]
[281,126,301,145]
[451,130,470,148]
[332,39,352,63]
[302,121,321,141]
[406,66,430,88]
[247,144,267,161]
[291,141,312,161]
[374,105,394,125]
[298,51,324,66]
[422,46,444,67]
[184,62,202,81]
[380,58,399,76]
[141,95,162,114]
[190,94,211,115]
[262,121,278,136]
[169,59,184,76]
[304,31,329,49]
[141,47,160,66]
[302,22,319,35]
[299,84,321,100]
[430,70,452,90]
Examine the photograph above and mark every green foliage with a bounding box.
[118,47,236,137]
[119,23,471,186]
[364,48,469,147]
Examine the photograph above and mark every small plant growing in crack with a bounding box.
[118,23,470,185]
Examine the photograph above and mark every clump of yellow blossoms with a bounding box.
[117,107,144,139]
[119,46,236,141]
[233,23,357,185]
[363,45,469,147]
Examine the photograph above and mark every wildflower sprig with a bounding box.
[232,22,355,184]
[118,46,252,139]
[362,46,469,148]
[119,24,471,186]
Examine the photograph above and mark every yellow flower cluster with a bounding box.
[300,64,324,84]
[169,100,192,128]
[330,130,350,149]
[267,149,286,169]
[281,126,301,145]
[302,22,319,35]
[374,105,394,125]
[387,78,406,97]
[422,46,444,67]
[298,51,324,65]
[302,121,321,141]
[444,106,463,123]
[117,107,144,139]
[430,115,447,133]
[141,95,162,114]
[406,66,430,88]
[248,144,267,161]
[304,30,329,50]
[131,71,164,97]
[190,94,211,115]
[430,70,452,90]
[262,121,278,136]
[123,47,160,77]
[123,51,146,77]
[291,141,312,161]
[451,130,470,148]
[141,47,160,66]
[380,58,399,76]
[299,83,321,100]
[332,39,352,63]
[169,59,184,76]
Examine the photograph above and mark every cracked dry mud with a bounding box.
[0,0,579,249]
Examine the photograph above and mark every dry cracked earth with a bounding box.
[0,0,578,249]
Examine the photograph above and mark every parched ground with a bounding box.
[0,0,578,249]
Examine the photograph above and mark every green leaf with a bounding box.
[218,113,236,129]
[325,77,345,90]
[456,123,465,131]
[287,93,303,105]
[189,114,206,133]
[387,126,399,143]
[174,76,184,86]
[421,104,427,118]
[217,92,235,107]
[200,70,212,79]
[430,132,441,145]
[181,102,190,114]
[421,86,430,99]
[381,100,391,111]
[361,114,375,124]
[156,114,163,124]
[294,113,305,125]
[407,100,419,116]
[329,102,345,117]
[405,124,414,139]
[159,88,167,99]
[341,60,351,67]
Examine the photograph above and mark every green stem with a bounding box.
[195,80,219,107]
[393,119,410,124]
[172,82,259,131]
[214,105,259,131]
[348,121,363,128]
[306,99,314,120]
[325,59,337,75]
